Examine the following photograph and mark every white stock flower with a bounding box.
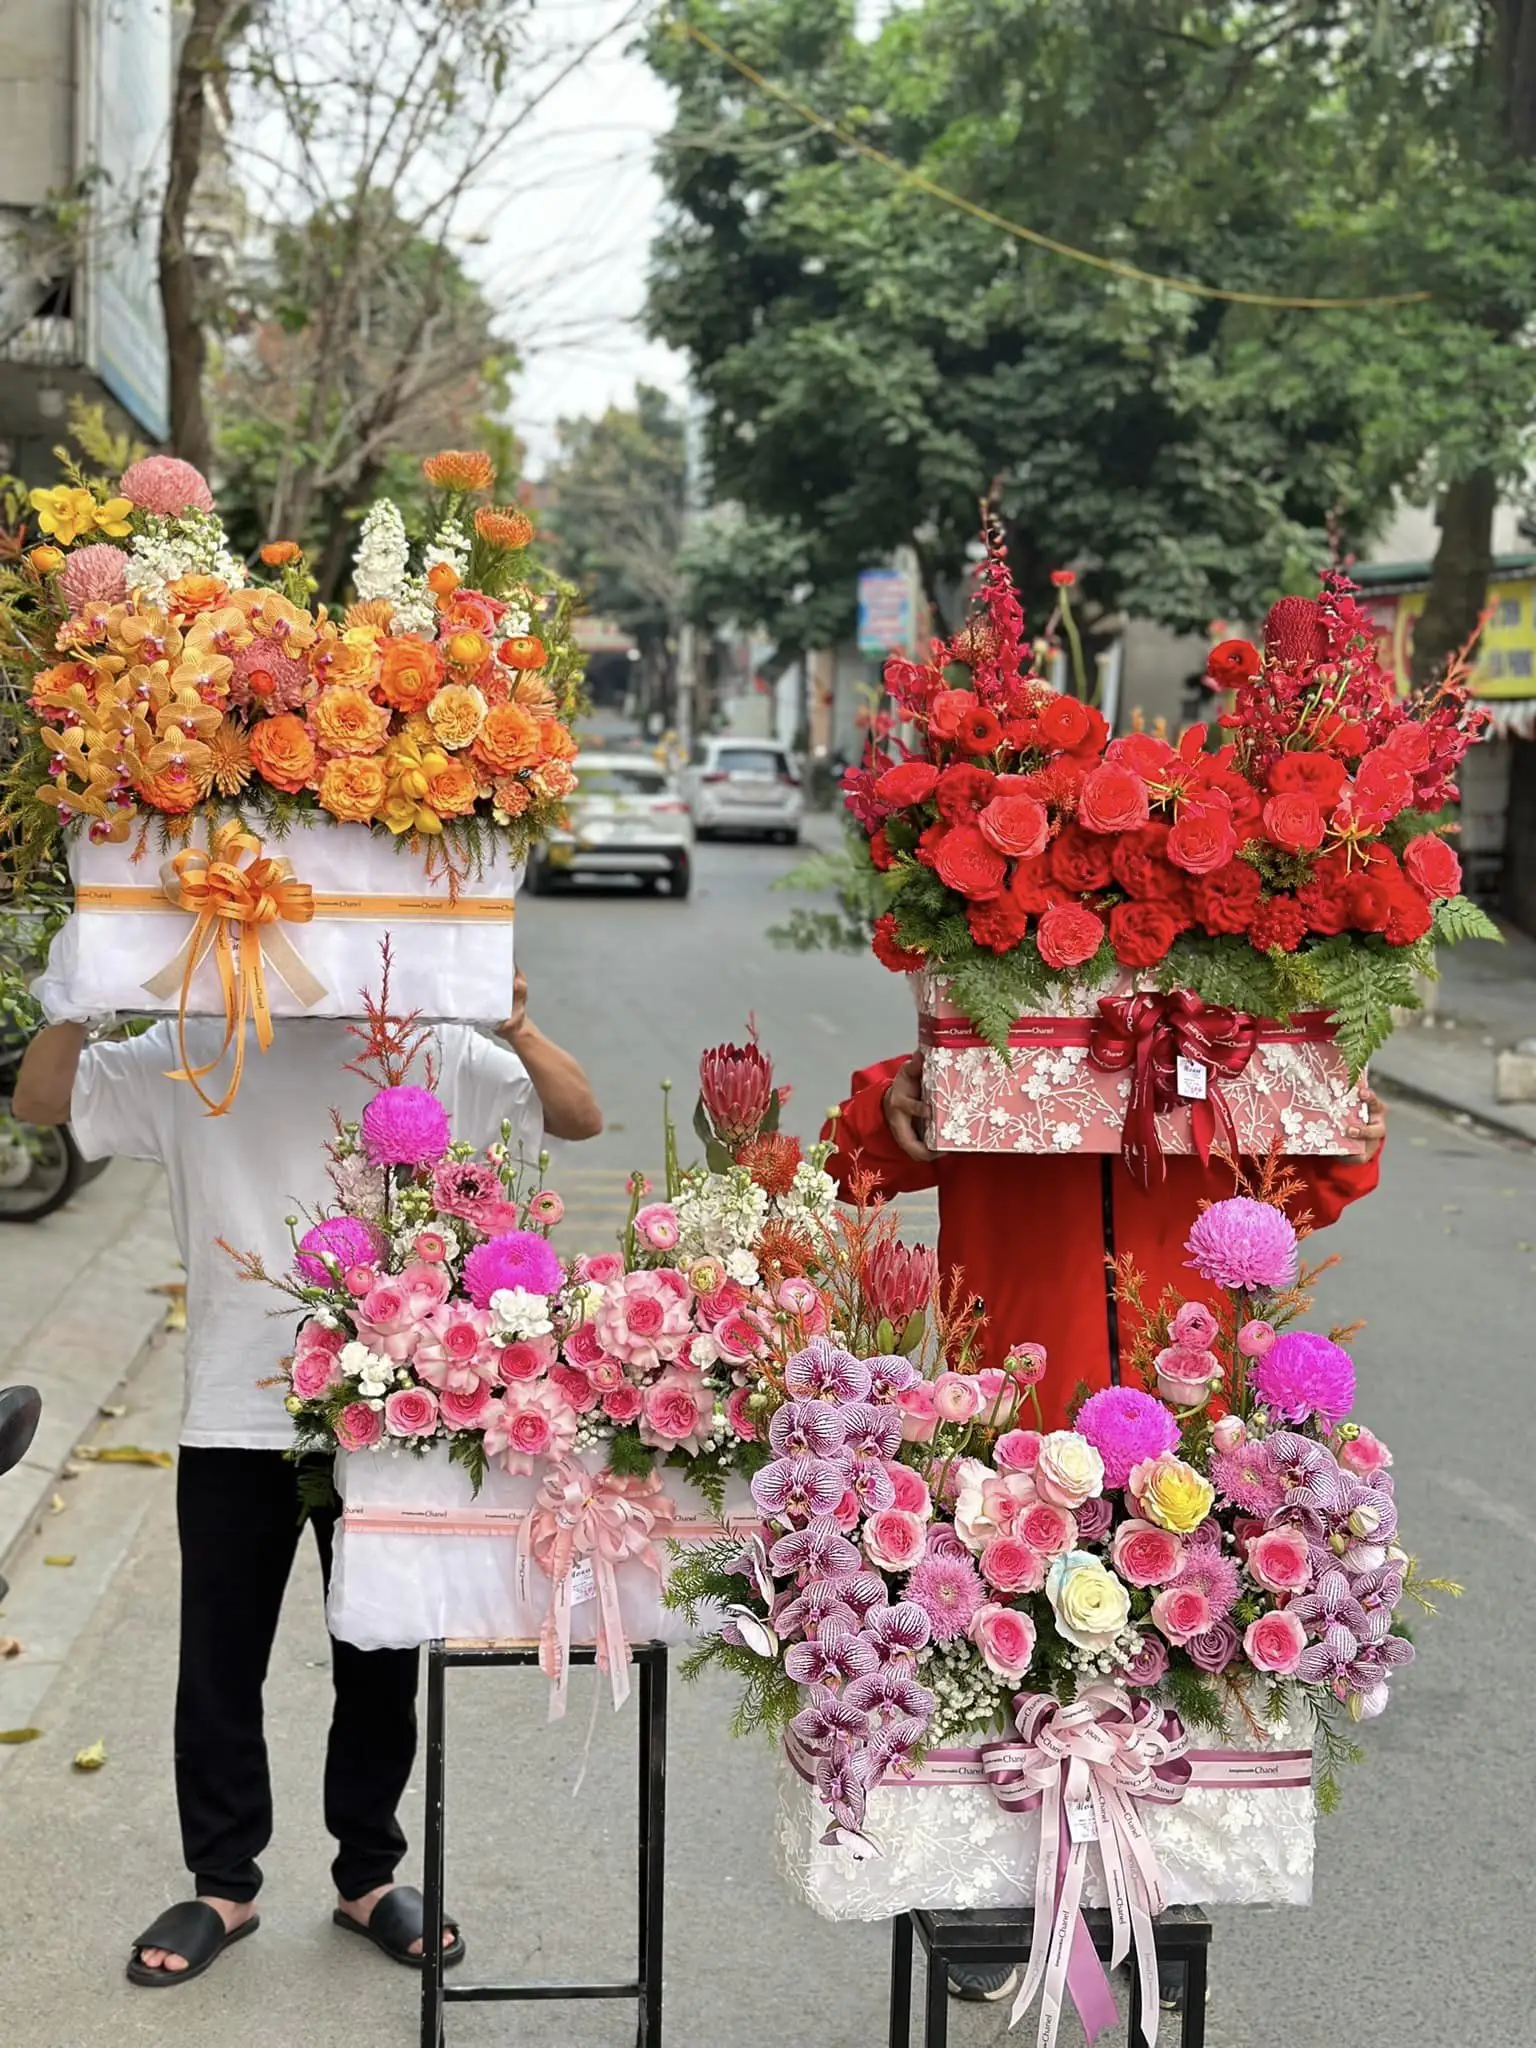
[353,499,410,602]
[389,578,439,637]
[724,1248,761,1287]
[423,515,469,578]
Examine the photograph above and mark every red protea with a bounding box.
[698,1038,775,1146]
[862,1239,938,1326]
[1262,597,1327,670]
[735,1131,803,1199]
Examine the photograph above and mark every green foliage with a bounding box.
[447,1431,488,1498]
[678,1635,804,1740]
[1161,1663,1226,1735]
[1433,894,1503,946]
[661,1539,742,1624]
[1312,1699,1367,1815]
[607,1430,661,1482]
[294,1457,339,1524]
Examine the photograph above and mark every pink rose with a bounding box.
[399,1263,452,1316]
[384,1386,440,1438]
[336,1401,383,1451]
[934,1371,985,1423]
[625,1294,665,1338]
[297,1320,345,1358]
[1117,1635,1170,1688]
[1243,1609,1307,1675]
[484,1382,577,1473]
[634,1201,681,1251]
[563,1321,605,1370]
[1018,1502,1076,1558]
[551,1365,599,1414]
[970,1602,1038,1684]
[438,1381,494,1431]
[995,1429,1042,1473]
[975,1368,1020,1425]
[1172,1300,1219,1349]
[596,1270,693,1372]
[863,1508,929,1573]
[654,1265,690,1299]
[980,1535,1046,1592]
[1111,1519,1185,1588]
[832,1487,862,1532]
[415,1303,496,1394]
[578,1252,625,1284]
[714,1310,770,1362]
[955,1468,1037,1550]
[884,1461,932,1519]
[1237,1318,1276,1359]
[603,1385,644,1424]
[641,1375,709,1448]
[698,1284,743,1323]
[898,1383,939,1444]
[776,1276,820,1317]
[499,1335,555,1384]
[588,1358,626,1393]
[725,1386,759,1440]
[1154,1344,1221,1409]
[1150,1585,1212,1645]
[291,1345,342,1400]
[1338,1427,1392,1475]
[1246,1527,1313,1595]
[1034,1430,1105,1509]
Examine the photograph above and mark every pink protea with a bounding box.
[119,454,215,517]
[862,1239,937,1325]
[698,1037,774,1146]
[230,636,313,712]
[59,543,129,612]
[1185,1197,1298,1294]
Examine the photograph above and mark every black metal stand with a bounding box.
[888,1905,1210,2048]
[1100,1152,1121,1384]
[419,1639,668,2048]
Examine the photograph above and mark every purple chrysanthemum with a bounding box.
[1250,1330,1356,1427]
[1170,1546,1241,1622]
[360,1086,452,1168]
[1074,1387,1181,1489]
[903,1554,984,1642]
[1209,1441,1287,1518]
[295,1214,382,1286]
[462,1229,563,1308]
[1185,1197,1298,1293]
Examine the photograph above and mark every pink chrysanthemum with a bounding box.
[295,1215,383,1286]
[230,636,312,711]
[360,1086,452,1168]
[1250,1330,1356,1427]
[904,1554,984,1642]
[1170,1546,1241,1622]
[1074,1387,1181,1490]
[59,542,129,612]
[1185,1198,1298,1293]
[462,1230,563,1308]
[1209,1441,1287,1518]
[119,454,215,517]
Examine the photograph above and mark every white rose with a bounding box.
[951,1459,1004,1553]
[1035,1431,1105,1510]
[1046,1551,1131,1651]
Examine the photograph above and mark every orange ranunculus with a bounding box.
[317,754,388,823]
[250,712,317,793]
[498,634,546,671]
[530,759,578,801]
[260,540,302,566]
[536,716,578,763]
[422,450,494,493]
[474,505,534,551]
[167,574,230,617]
[377,634,443,713]
[29,545,65,574]
[426,683,487,751]
[491,774,531,817]
[443,628,491,675]
[425,756,480,818]
[471,701,541,775]
[426,562,460,599]
[309,684,391,756]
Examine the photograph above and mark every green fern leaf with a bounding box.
[1433,895,1502,946]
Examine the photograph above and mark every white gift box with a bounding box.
[36,813,523,1025]
[328,1441,756,1652]
[774,1700,1316,1921]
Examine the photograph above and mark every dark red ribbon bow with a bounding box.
[1087,990,1259,1189]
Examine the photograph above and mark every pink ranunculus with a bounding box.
[291,1345,342,1400]
[551,1365,599,1414]
[563,1320,606,1370]
[1150,1585,1212,1646]
[634,1201,682,1251]
[640,1374,710,1449]
[414,1303,497,1394]
[975,1368,1020,1425]
[995,1429,1043,1473]
[344,1264,376,1298]
[484,1382,577,1474]
[1236,1318,1277,1359]
[863,1508,928,1573]
[384,1386,440,1438]
[1338,1427,1392,1475]
[336,1401,384,1452]
[898,1383,939,1444]
[1172,1299,1220,1349]
[724,1385,759,1440]
[438,1381,494,1431]
[1018,1502,1077,1558]
[498,1334,555,1384]
[776,1276,820,1318]
[970,1602,1038,1685]
[596,1269,693,1373]
[577,1252,625,1285]
[1004,1343,1048,1389]
[1246,1527,1313,1595]
[884,1461,932,1519]
[399,1263,453,1316]
[980,1535,1046,1593]
[1111,1518,1185,1588]
[602,1384,644,1425]
[413,1230,451,1264]
[933,1371,985,1424]
[1210,1414,1247,1454]
[588,1357,626,1394]
[1155,1344,1222,1409]
[1244,1609,1308,1676]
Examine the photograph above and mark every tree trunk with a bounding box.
[159,0,231,469]
[1409,469,1499,687]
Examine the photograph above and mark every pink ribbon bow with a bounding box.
[521,1460,666,1720]
[979,1685,1191,2048]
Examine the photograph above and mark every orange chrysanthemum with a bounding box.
[422,450,495,493]
[426,683,487,751]
[471,702,542,775]
[204,718,254,798]
[250,713,317,794]
[377,634,444,714]
[474,505,534,550]
[309,684,391,757]
[260,540,302,567]
[317,754,388,823]
[425,756,480,818]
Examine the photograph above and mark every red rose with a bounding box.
[1384,880,1434,945]
[1106,732,1175,778]
[1315,715,1369,758]
[1347,876,1392,932]
[978,791,1050,858]
[874,760,940,807]
[1010,853,1060,914]
[967,894,1030,954]
[934,762,997,822]
[1261,790,1326,854]
[1352,748,1414,823]
[1207,638,1262,686]
[1192,860,1262,935]
[915,821,946,868]
[1268,751,1346,807]
[929,689,977,740]
[1038,695,1092,749]
[1248,895,1308,954]
[1037,903,1107,969]
[1402,832,1462,900]
[1383,722,1433,771]
[1111,823,1182,900]
[1066,704,1111,757]
[1078,763,1151,834]
[871,912,925,973]
[933,824,1008,901]
[1166,805,1237,875]
[1050,822,1116,893]
[1109,901,1178,969]
[956,703,1004,756]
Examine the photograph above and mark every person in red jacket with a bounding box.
[825,1053,1385,1433]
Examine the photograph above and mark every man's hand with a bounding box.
[505,968,529,1045]
[883,1051,937,1163]
[1355,1087,1387,1164]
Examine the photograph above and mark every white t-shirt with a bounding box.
[71,1020,542,1449]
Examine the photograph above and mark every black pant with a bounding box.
[175,1447,420,1903]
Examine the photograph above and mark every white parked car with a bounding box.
[682,737,803,843]
[527,751,693,897]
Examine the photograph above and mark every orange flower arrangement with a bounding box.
[425,756,480,818]
[309,630,377,692]
[249,713,317,794]
[310,684,391,757]
[376,635,443,714]
[422,450,495,493]
[317,755,388,823]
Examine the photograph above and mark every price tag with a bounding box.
[1176,1056,1208,1100]
[569,1560,597,1608]
[1065,1798,1099,1844]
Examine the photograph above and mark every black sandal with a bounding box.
[332,1885,465,1969]
[127,1901,261,1988]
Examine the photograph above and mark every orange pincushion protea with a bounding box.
[735,1132,805,1199]
[474,505,534,550]
[422,450,495,493]
[309,685,390,757]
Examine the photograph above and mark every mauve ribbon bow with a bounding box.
[522,1461,666,1720]
[979,1686,1191,2048]
[1087,989,1259,1189]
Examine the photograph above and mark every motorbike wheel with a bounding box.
[0,1102,82,1223]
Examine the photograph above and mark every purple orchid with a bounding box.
[784,1338,873,1404]
[751,1455,847,1523]
[843,1668,937,1722]
[841,1402,903,1460]
[789,1687,870,1753]
[784,1618,880,1689]
[769,1519,861,1577]
[867,1353,921,1402]
[847,1461,897,1514]
[815,1737,877,1831]
[863,1602,933,1667]
[769,1400,848,1461]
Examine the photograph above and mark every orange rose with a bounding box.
[441,593,500,636]
[471,701,541,774]
[250,713,317,793]
[425,756,480,818]
[426,562,460,599]
[136,757,208,815]
[309,630,377,691]
[377,635,443,714]
[309,684,391,756]
[426,683,487,751]
[317,754,388,823]
[536,716,577,762]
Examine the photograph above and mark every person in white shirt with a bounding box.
[14,975,601,1987]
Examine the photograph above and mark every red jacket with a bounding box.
[823,1057,1381,1430]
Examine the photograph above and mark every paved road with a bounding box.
[0,837,1531,2047]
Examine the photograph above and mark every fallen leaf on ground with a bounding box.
[0,1637,21,1658]
[59,1464,81,1481]
[71,1446,174,1469]
[153,1281,187,1332]
[48,1492,67,1514]
[42,1555,75,1568]
[0,1728,42,1744]
[97,1404,126,1420]
[72,1741,107,1772]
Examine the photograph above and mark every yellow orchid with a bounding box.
[29,486,98,546]
[92,496,135,538]
[381,732,449,836]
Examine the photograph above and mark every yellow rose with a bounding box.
[1130,1454,1215,1535]
[1045,1552,1131,1651]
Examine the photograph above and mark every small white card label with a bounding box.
[569,1560,597,1608]
[1176,1056,1208,1100]
[1065,1798,1099,1844]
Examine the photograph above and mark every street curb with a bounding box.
[1371,1069,1536,1151]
